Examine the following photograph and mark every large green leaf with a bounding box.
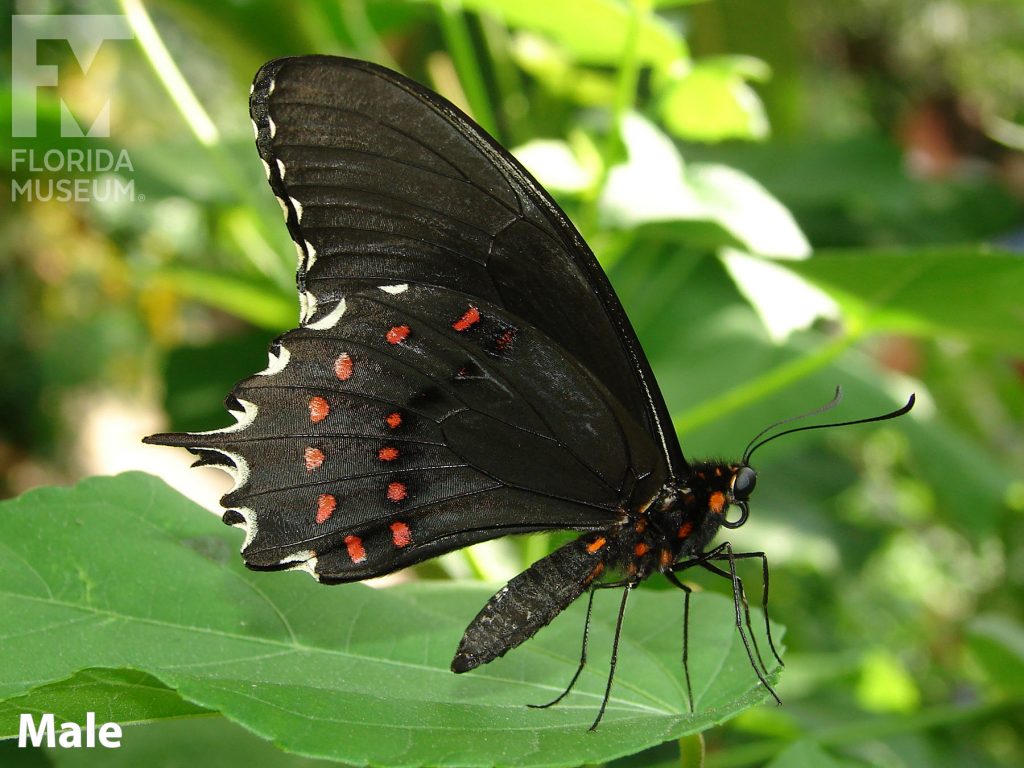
[429,0,686,66]
[0,474,782,766]
[783,247,1024,350]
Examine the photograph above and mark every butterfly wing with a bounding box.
[146,56,679,583]
[250,56,684,470]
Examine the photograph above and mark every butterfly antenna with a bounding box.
[741,386,844,463]
[743,391,916,464]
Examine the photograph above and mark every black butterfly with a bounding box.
[145,56,914,729]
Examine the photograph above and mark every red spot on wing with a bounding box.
[308,396,330,423]
[386,482,407,502]
[495,328,515,352]
[378,446,399,461]
[634,542,650,557]
[315,494,336,524]
[677,521,694,539]
[385,412,402,429]
[344,535,367,564]
[386,324,410,344]
[452,306,481,332]
[304,447,325,471]
[334,353,353,381]
[390,521,412,547]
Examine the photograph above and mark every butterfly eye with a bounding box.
[732,466,757,500]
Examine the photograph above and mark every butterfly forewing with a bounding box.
[250,56,683,469]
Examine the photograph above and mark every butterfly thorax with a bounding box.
[592,461,751,583]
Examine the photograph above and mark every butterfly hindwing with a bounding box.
[149,282,663,581]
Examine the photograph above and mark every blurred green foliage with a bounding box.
[1,0,1022,766]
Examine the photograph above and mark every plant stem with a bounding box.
[438,0,500,139]
[673,330,860,435]
[120,0,292,287]
[580,0,646,237]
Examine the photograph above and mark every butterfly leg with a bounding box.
[705,549,783,668]
[673,543,768,676]
[528,587,598,710]
[672,544,781,704]
[696,558,771,678]
[590,583,634,731]
[663,571,694,712]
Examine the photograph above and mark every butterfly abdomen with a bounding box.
[451,533,614,673]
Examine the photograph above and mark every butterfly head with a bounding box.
[724,463,757,529]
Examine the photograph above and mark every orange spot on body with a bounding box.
[378,446,399,461]
[315,494,336,524]
[634,542,650,557]
[585,561,605,585]
[660,548,673,568]
[586,536,607,554]
[386,324,410,344]
[308,396,330,423]
[386,412,402,429]
[304,447,325,471]
[709,491,727,514]
[386,482,407,502]
[334,353,353,381]
[677,521,694,539]
[390,521,412,547]
[345,535,367,563]
[452,306,480,332]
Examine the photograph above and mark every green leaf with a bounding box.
[0,474,783,766]
[36,715,345,767]
[968,614,1024,697]
[431,0,686,66]
[658,56,771,142]
[783,247,1024,350]
[0,669,210,735]
[156,268,296,331]
[764,740,846,768]
[601,115,809,257]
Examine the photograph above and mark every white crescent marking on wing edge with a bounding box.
[190,398,258,436]
[305,240,317,271]
[232,506,258,553]
[306,298,347,330]
[251,119,258,140]
[268,115,277,139]
[260,159,271,180]
[276,196,288,220]
[279,550,319,579]
[300,290,318,325]
[256,344,291,376]
[289,196,303,222]
[379,284,409,295]
[268,78,276,95]
[276,158,286,179]
[202,447,250,494]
